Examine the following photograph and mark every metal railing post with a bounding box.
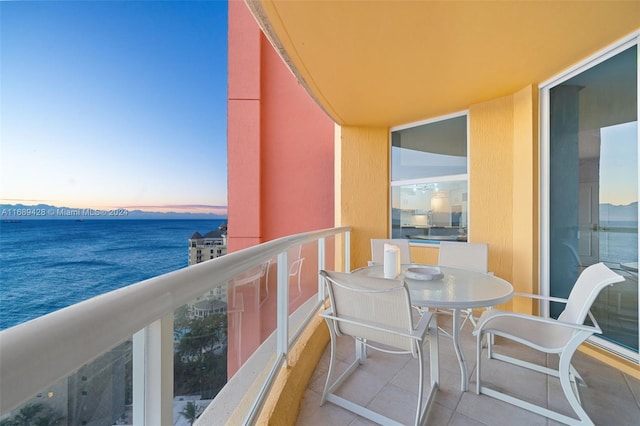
[318,238,326,300]
[132,329,146,426]
[133,315,173,426]
[277,251,289,364]
[345,231,351,272]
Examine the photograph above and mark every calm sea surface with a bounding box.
[0,219,225,330]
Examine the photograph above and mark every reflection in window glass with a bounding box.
[548,44,638,356]
[391,114,468,243]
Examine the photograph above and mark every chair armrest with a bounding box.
[472,310,601,336]
[513,292,569,305]
[320,310,429,341]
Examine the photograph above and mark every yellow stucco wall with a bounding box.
[469,95,514,293]
[467,86,539,312]
[256,313,330,425]
[512,86,539,314]
[409,245,439,265]
[335,125,389,270]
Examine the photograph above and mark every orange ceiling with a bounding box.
[248,0,639,128]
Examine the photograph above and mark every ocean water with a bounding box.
[0,219,225,330]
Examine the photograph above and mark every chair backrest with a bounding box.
[558,262,625,325]
[370,239,411,265]
[438,241,488,273]
[320,270,417,355]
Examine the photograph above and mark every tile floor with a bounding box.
[296,315,640,426]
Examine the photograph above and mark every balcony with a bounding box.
[297,315,640,425]
[1,226,638,425]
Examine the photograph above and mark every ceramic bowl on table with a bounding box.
[405,266,444,281]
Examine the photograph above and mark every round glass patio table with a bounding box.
[352,263,514,391]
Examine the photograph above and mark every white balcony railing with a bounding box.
[0,226,351,425]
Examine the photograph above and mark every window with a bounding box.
[391,113,468,243]
[542,39,638,361]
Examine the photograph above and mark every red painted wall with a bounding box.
[259,35,335,241]
[227,2,334,250]
[227,1,262,251]
[226,2,334,377]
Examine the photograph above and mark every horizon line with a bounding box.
[1,202,228,218]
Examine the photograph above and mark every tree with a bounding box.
[179,401,203,426]
[12,403,44,426]
[1,403,64,426]
[174,312,228,397]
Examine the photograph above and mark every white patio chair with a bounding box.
[473,262,624,426]
[319,270,439,426]
[438,241,489,332]
[370,238,411,265]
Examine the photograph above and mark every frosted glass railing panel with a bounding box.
[225,260,275,378]
[0,340,133,425]
[173,296,227,422]
[287,242,316,316]
[323,235,337,271]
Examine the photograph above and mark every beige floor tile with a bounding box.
[298,330,639,426]
[456,391,547,426]
[296,388,359,426]
[423,402,455,425]
[476,355,548,407]
[624,373,640,406]
[448,411,490,426]
[367,382,423,425]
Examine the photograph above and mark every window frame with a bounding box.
[539,32,639,362]
[389,110,470,245]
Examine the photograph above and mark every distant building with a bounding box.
[188,224,227,266]
[191,299,227,319]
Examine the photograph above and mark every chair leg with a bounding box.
[429,320,439,387]
[322,320,363,404]
[415,331,439,426]
[476,331,595,426]
[415,346,424,426]
[320,324,337,405]
[559,345,592,424]
[322,333,435,425]
[570,363,587,388]
[475,330,483,395]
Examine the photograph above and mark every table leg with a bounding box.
[452,308,468,391]
[355,340,367,361]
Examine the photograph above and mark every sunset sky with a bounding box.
[0,0,228,216]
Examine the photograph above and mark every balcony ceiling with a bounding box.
[248,1,639,128]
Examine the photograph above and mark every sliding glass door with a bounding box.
[542,40,638,361]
